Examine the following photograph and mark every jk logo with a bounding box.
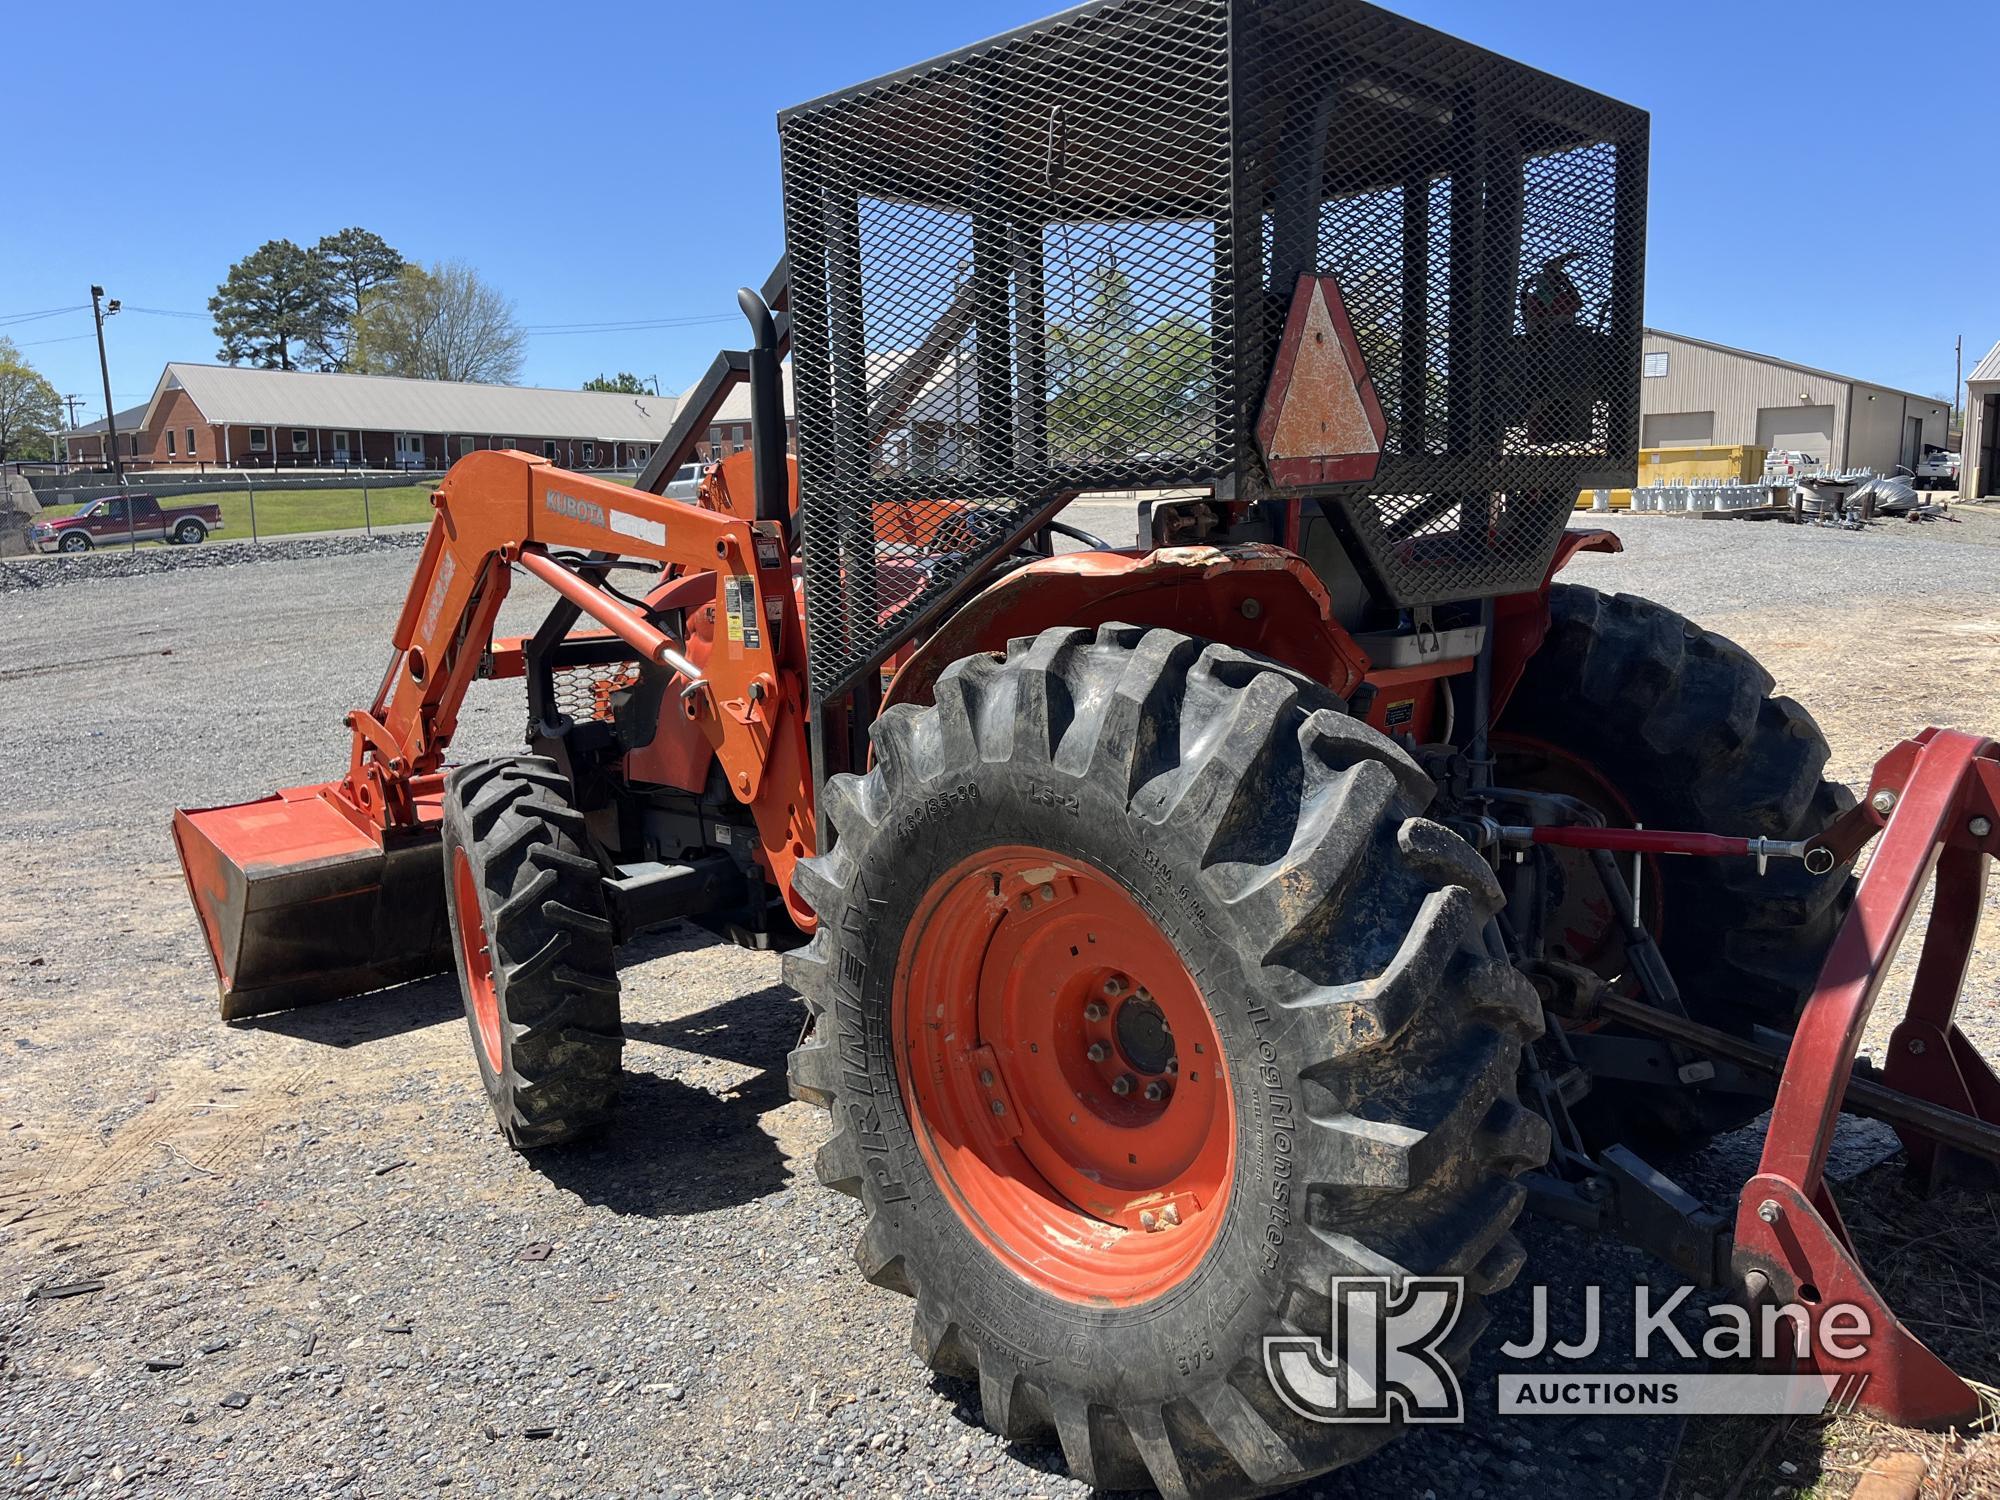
[1263,1277,1465,1424]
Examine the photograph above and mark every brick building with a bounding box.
[690,365,797,460]
[685,355,976,467]
[59,405,150,467]
[62,364,682,472]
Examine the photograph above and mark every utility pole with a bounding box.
[58,394,86,474]
[1954,334,1963,442]
[645,374,661,396]
[90,286,123,483]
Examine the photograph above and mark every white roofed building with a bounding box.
[63,363,681,473]
[686,352,979,471]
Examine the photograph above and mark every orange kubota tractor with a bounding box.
[174,1,2000,1493]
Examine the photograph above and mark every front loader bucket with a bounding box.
[172,779,451,1021]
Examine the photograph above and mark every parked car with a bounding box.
[1914,446,1961,491]
[663,462,707,501]
[30,493,226,553]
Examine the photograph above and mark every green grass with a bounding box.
[37,474,651,535]
[39,483,441,542]
[36,471,652,546]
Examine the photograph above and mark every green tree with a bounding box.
[1045,254,1213,462]
[584,372,650,394]
[209,239,341,370]
[314,228,407,369]
[0,338,63,462]
[350,261,526,384]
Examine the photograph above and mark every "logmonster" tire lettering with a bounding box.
[1248,1001,1296,1268]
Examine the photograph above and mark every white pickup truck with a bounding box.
[1914,447,1961,491]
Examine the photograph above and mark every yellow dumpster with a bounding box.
[1635,444,1766,483]
[1578,445,1766,509]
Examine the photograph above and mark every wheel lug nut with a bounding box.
[1103,976,1126,998]
[1083,1001,1108,1022]
[1112,1074,1135,1096]
[1143,1081,1166,1102]
[1164,1056,1179,1075]
[1086,1042,1109,1063]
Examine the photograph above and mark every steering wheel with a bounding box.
[933,510,1113,557]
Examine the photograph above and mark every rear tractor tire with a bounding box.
[786,624,1548,1498]
[1497,584,1856,1146]
[442,755,623,1149]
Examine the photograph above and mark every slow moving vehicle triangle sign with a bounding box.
[1256,274,1389,489]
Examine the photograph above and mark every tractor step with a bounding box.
[605,856,744,938]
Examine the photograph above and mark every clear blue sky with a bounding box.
[6,0,1986,424]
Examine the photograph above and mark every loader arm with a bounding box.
[352,450,808,864]
[174,450,812,1019]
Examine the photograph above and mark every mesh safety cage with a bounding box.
[778,0,1647,698]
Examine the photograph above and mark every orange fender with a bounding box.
[883,545,1371,710]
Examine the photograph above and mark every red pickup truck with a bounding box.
[30,493,226,553]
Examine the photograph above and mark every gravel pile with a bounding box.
[0,533,427,594]
[1,518,1991,1498]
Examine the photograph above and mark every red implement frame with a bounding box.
[1730,727,2000,1427]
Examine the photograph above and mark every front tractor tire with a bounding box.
[786,625,1548,1498]
[442,756,623,1149]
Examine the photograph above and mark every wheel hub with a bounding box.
[894,845,1233,1304]
[1490,731,1664,983]
[1113,991,1175,1078]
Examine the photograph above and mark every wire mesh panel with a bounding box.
[1243,3,1646,605]
[551,662,641,725]
[780,0,1647,695]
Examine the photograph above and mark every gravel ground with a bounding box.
[3,507,1997,1498]
[0,535,429,594]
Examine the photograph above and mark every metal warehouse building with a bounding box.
[1961,339,2000,497]
[1640,330,1948,475]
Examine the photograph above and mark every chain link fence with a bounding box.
[5,467,646,556]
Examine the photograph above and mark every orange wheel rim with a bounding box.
[894,845,1234,1304]
[451,849,502,1071]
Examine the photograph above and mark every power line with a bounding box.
[16,332,96,347]
[0,304,89,327]
[15,301,741,335]
[522,314,738,334]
